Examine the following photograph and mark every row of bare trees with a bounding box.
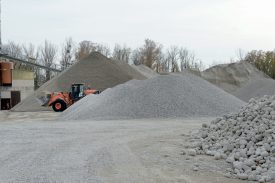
[129,39,202,72]
[2,38,203,88]
[2,41,58,88]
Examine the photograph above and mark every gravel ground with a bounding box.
[0,111,58,122]
[0,113,250,183]
[62,73,245,120]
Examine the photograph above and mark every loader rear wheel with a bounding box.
[52,100,67,112]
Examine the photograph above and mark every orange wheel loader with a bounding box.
[38,84,100,112]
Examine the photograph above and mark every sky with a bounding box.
[2,0,275,66]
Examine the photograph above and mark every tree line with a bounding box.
[240,50,275,79]
[2,38,203,89]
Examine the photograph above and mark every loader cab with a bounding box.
[71,84,85,101]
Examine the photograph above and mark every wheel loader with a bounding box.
[39,84,101,112]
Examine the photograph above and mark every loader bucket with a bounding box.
[36,94,51,106]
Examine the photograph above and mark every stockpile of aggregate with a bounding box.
[202,61,275,102]
[12,52,148,112]
[202,61,268,93]
[189,95,275,182]
[61,73,245,120]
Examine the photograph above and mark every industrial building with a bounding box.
[0,55,61,110]
[0,59,34,110]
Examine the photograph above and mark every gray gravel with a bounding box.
[202,61,275,102]
[61,73,245,120]
[202,61,268,93]
[0,115,251,183]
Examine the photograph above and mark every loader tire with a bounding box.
[52,100,67,112]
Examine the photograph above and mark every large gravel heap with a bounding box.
[202,61,267,93]
[191,95,275,182]
[12,52,151,112]
[202,61,275,102]
[62,73,244,120]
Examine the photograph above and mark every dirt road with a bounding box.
[0,113,249,183]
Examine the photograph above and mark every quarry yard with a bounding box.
[1,53,275,183]
[2,1,275,182]
[0,112,251,183]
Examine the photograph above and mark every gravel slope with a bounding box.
[202,61,275,102]
[202,61,267,93]
[62,73,245,120]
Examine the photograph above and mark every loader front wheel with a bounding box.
[52,100,67,112]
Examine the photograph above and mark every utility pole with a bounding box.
[0,0,2,52]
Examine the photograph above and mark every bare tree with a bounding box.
[135,39,162,71]
[178,47,204,70]
[2,41,23,58]
[60,37,75,70]
[75,41,94,61]
[131,48,143,65]
[167,46,180,72]
[179,48,189,70]
[112,44,131,63]
[75,41,111,61]
[22,43,43,89]
[154,52,167,73]
[23,43,39,61]
[40,40,58,81]
[178,48,194,70]
[95,44,111,58]
[236,48,246,61]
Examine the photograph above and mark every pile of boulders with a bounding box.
[190,95,275,182]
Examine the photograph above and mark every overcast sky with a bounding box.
[2,0,275,65]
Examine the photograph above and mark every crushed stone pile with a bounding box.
[202,61,275,102]
[202,61,267,93]
[12,52,149,112]
[189,95,275,182]
[61,73,245,120]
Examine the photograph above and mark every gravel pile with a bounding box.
[190,95,275,182]
[202,61,275,102]
[61,73,245,120]
[12,52,148,112]
[202,61,267,93]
